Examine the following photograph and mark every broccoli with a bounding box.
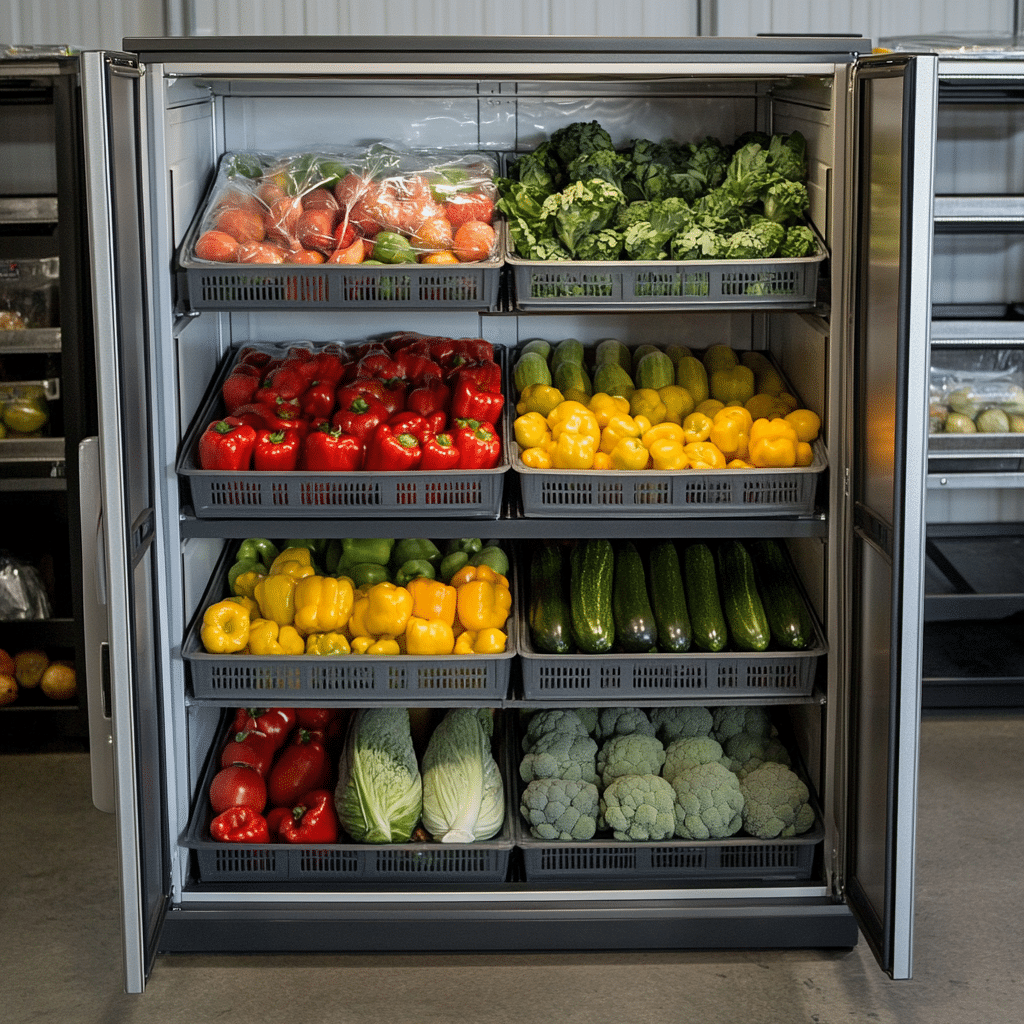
[520,730,600,786]
[712,706,772,745]
[574,707,600,735]
[649,706,713,745]
[663,735,729,784]
[763,179,809,225]
[740,761,815,838]
[594,707,655,741]
[520,778,600,840]
[575,228,624,261]
[550,120,615,169]
[723,219,785,259]
[600,774,677,841]
[596,732,665,787]
[671,761,745,840]
[779,223,817,259]
[522,708,590,752]
[724,730,792,780]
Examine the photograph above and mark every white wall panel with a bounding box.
[1,0,163,51]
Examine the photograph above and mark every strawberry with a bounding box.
[444,192,494,230]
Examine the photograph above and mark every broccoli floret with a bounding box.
[671,761,745,840]
[594,707,655,741]
[522,708,590,752]
[723,219,785,259]
[649,706,713,745]
[540,179,626,256]
[712,706,772,745]
[600,774,677,841]
[597,732,665,787]
[520,730,599,786]
[575,228,624,261]
[762,179,809,225]
[663,735,729,784]
[550,120,615,169]
[779,224,817,259]
[520,777,600,840]
[724,730,792,780]
[740,762,815,839]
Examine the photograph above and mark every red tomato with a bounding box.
[265,806,291,841]
[333,220,357,249]
[295,707,340,730]
[216,187,265,216]
[194,230,240,262]
[296,207,340,254]
[334,172,374,210]
[284,247,326,264]
[444,192,495,230]
[220,730,278,776]
[265,195,304,247]
[267,733,330,808]
[215,206,266,244]
[452,220,496,262]
[237,241,289,264]
[410,215,454,253]
[302,186,340,212]
[256,181,287,207]
[209,765,267,814]
[327,236,366,264]
[231,707,297,749]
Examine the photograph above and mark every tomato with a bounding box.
[327,236,366,264]
[216,187,265,216]
[256,181,287,207]
[333,220,357,249]
[452,220,496,262]
[220,730,278,776]
[265,806,291,841]
[214,206,266,244]
[295,707,340,730]
[209,765,267,814]
[444,192,495,230]
[296,208,340,254]
[267,733,330,808]
[284,247,326,264]
[231,707,297,749]
[334,172,374,210]
[265,195,304,247]
[301,186,340,212]
[410,215,454,253]
[194,230,240,262]
[421,250,459,265]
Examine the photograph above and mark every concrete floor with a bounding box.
[2,710,1022,1024]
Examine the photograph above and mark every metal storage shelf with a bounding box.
[0,196,58,224]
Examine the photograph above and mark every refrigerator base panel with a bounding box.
[159,897,859,955]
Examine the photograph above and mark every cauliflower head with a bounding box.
[740,762,815,839]
[671,762,744,840]
[711,706,772,745]
[662,735,729,784]
[596,732,665,787]
[520,778,600,841]
[521,708,589,753]
[520,730,599,786]
[725,730,792,780]
[649,706,713,744]
[594,706,656,741]
[600,774,676,841]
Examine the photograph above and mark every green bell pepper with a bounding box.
[334,538,395,574]
[394,559,436,587]
[228,558,263,595]
[438,550,469,584]
[235,538,279,570]
[445,537,483,556]
[469,545,509,577]
[344,561,392,589]
[390,538,441,569]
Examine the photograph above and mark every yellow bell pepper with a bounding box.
[599,413,643,454]
[629,387,667,425]
[681,412,713,443]
[639,421,685,449]
[268,546,315,575]
[727,458,755,469]
[696,398,725,418]
[247,618,305,656]
[610,436,651,471]
[709,408,752,461]
[749,436,798,468]
[777,391,800,413]
[551,431,597,469]
[657,385,695,425]
[231,567,265,601]
[744,392,786,421]
[749,416,799,446]
[588,392,630,428]
[547,401,601,444]
[785,408,821,442]
[795,440,814,467]
[350,635,374,654]
[520,446,553,469]
[683,441,727,469]
[517,383,564,417]
[472,627,507,653]
[228,595,260,619]
[347,592,369,638]
[200,600,251,654]
[648,437,688,470]
[407,577,457,627]
[292,575,355,636]
[714,405,753,431]
[592,451,612,470]
[305,631,352,655]
[453,630,477,655]
[709,365,755,404]
[404,616,456,655]
[513,411,552,450]
[367,636,401,656]
[362,581,413,636]
[254,573,300,627]
[456,578,512,632]
[449,563,509,590]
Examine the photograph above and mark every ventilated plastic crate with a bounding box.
[183,549,515,702]
[184,717,515,884]
[176,345,511,519]
[506,243,825,311]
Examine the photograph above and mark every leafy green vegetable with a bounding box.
[549,120,615,168]
[780,223,818,258]
[723,219,785,259]
[574,228,624,260]
[766,130,807,183]
[566,148,632,191]
[541,179,627,256]
[763,179,809,224]
[670,225,726,261]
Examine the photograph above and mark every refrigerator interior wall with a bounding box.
[151,66,841,899]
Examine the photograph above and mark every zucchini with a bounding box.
[612,541,658,653]
[683,543,728,653]
[569,539,615,654]
[716,540,771,652]
[648,540,691,653]
[513,351,552,393]
[748,539,814,650]
[528,541,575,654]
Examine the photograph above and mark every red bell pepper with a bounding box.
[449,362,505,423]
[210,805,270,844]
[299,380,336,420]
[392,347,443,384]
[198,420,256,471]
[222,368,263,415]
[376,377,408,416]
[386,410,431,441]
[220,728,278,776]
[356,351,403,379]
[265,806,290,841]
[237,346,274,371]
[331,393,388,442]
[253,428,301,471]
[363,422,423,472]
[336,377,388,408]
[221,406,271,431]
[231,707,297,751]
[294,707,341,731]
[406,377,450,420]
[278,789,339,844]
[449,337,495,365]
[453,419,501,469]
[420,431,461,471]
[267,730,331,808]
[306,350,347,386]
[300,423,365,471]
[258,363,309,404]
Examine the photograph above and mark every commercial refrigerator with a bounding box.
[76,36,935,993]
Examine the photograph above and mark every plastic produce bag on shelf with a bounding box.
[0,258,60,331]
[190,144,499,268]
[0,383,51,437]
[0,553,52,620]
[929,353,1024,434]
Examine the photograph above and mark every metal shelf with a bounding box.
[0,196,58,224]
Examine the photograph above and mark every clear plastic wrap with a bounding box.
[189,145,498,267]
[0,383,51,437]
[0,258,59,331]
[929,350,1024,435]
[0,553,52,621]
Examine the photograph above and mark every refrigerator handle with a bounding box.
[78,436,115,814]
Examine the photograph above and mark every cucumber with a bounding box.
[521,338,552,360]
[514,350,552,393]
[550,337,585,372]
[702,343,739,374]
[592,362,636,401]
[595,338,633,374]
[748,539,814,650]
[716,540,771,652]
[612,541,658,653]
[634,350,675,391]
[553,360,592,397]
[528,541,575,654]
[675,355,710,406]
[683,543,728,653]
[648,540,691,653]
[569,539,615,654]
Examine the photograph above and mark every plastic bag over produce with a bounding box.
[189,145,499,267]
[0,553,52,620]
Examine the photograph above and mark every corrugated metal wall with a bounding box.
[1,1,1020,51]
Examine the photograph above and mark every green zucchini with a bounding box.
[748,539,814,650]
[528,542,575,654]
[716,540,771,652]
[683,543,728,653]
[569,539,615,654]
[612,541,658,653]
[648,540,691,653]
